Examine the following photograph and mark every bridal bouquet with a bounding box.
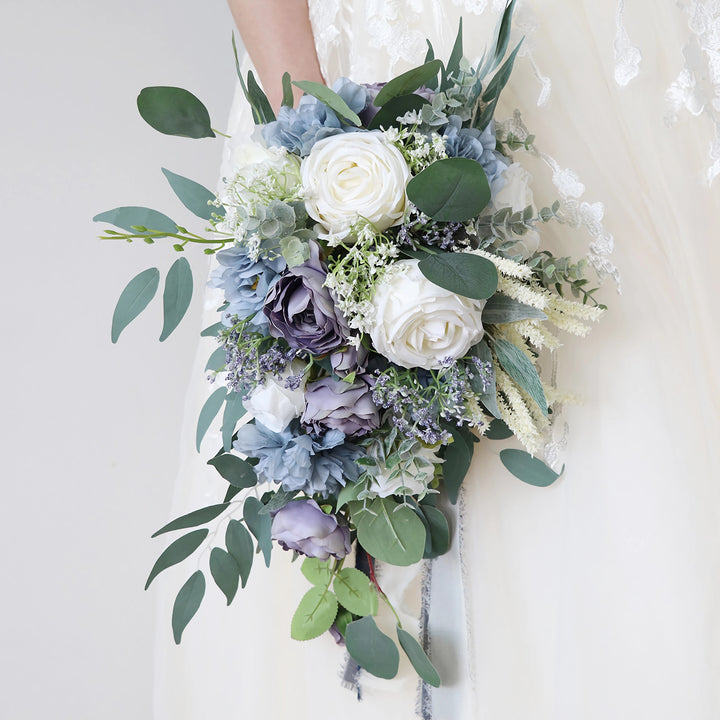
[96,1,604,686]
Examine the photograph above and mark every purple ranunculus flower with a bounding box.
[330,342,368,376]
[263,240,349,355]
[302,374,380,437]
[271,499,351,560]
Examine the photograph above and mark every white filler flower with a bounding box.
[369,260,486,370]
[301,131,410,239]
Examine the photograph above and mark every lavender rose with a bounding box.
[263,241,349,355]
[302,374,380,436]
[271,499,351,560]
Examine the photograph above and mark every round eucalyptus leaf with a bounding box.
[137,86,215,139]
[418,251,498,301]
[500,449,563,487]
[290,586,338,641]
[345,616,399,679]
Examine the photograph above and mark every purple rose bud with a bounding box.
[271,499,351,560]
[302,374,380,437]
[330,342,368,376]
[263,241,349,355]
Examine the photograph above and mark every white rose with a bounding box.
[244,362,306,433]
[492,162,540,256]
[369,260,486,370]
[368,444,441,498]
[301,132,410,239]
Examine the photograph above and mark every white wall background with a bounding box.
[0,2,237,717]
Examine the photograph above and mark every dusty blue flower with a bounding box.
[209,246,285,328]
[233,420,362,496]
[271,499,351,560]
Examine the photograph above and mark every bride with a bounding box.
[154,1,720,718]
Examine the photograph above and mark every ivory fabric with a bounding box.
[154,3,720,718]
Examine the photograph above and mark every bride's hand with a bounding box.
[228,0,326,111]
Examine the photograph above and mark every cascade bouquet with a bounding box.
[96,2,604,686]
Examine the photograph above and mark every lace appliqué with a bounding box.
[514,2,552,107]
[665,1,720,184]
[613,0,642,86]
[498,110,621,289]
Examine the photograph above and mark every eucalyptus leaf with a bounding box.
[200,321,224,337]
[94,206,178,236]
[485,418,513,440]
[442,19,463,91]
[407,157,491,222]
[137,86,215,139]
[247,70,276,124]
[151,503,229,538]
[482,294,547,324]
[350,498,426,566]
[301,557,333,586]
[222,391,246,451]
[225,519,254,588]
[440,424,476,504]
[145,529,208,589]
[368,94,429,131]
[292,80,361,126]
[110,267,160,343]
[493,337,548,415]
[476,40,523,130]
[195,387,226,451]
[281,72,294,108]
[244,496,272,567]
[373,60,442,106]
[336,480,365,510]
[478,0,518,78]
[345,616,399,679]
[209,547,240,605]
[258,488,300,514]
[333,568,378,616]
[418,251,498,301]
[290,586,338,641]
[160,257,193,341]
[172,571,205,644]
[471,339,501,419]
[419,505,450,559]
[207,453,257,489]
[204,346,226,372]
[397,627,441,687]
[161,168,222,221]
[500,449,563,487]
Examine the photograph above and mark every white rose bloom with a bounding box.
[244,362,306,433]
[368,445,441,498]
[369,260,486,370]
[492,162,540,257]
[301,132,410,239]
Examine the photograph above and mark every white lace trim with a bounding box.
[613,0,642,86]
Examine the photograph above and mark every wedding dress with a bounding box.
[154,2,720,718]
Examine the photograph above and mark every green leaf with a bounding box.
[225,519,254,588]
[151,503,229,537]
[482,294,547,324]
[161,168,222,221]
[500,449,563,487]
[244,496,272,567]
[137,86,215,139]
[292,80,361,126]
[417,251,498,301]
[471,339,501,419]
[424,39,435,64]
[485,418,513,440]
[333,568,378,616]
[493,337,548,415]
[222,392,246,451]
[335,607,353,637]
[301,557,333,586]
[345,616,399,679]
[209,547,240,604]
[368,94,429,131]
[442,19,463,91]
[476,39,523,130]
[336,480,365,510]
[418,505,450,559]
[479,0,518,78]
[280,235,311,267]
[350,498,426,566]
[291,586,338,641]
[440,424,476,504]
[172,571,205,644]
[195,387,226,451]
[111,267,160,343]
[374,60,443,107]
[207,453,257,489]
[200,321,224,337]
[94,206,178,236]
[281,72,294,108]
[258,488,300,514]
[397,627,441,687]
[205,346,226,372]
[247,70,276,123]
[145,529,208,589]
[407,157,491,222]
[160,257,193,341]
